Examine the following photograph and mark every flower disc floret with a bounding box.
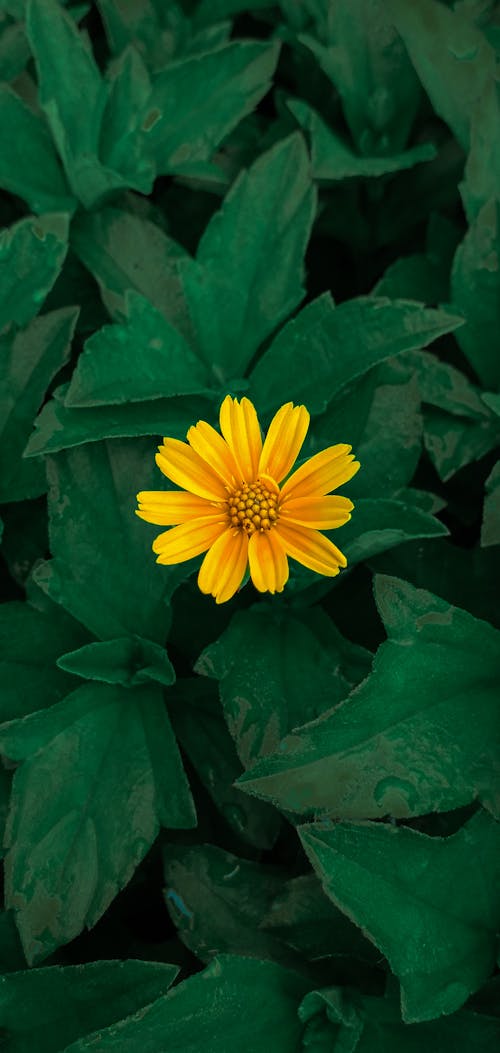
[227,479,279,535]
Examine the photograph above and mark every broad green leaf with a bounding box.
[451,198,500,389]
[0,960,178,1053]
[299,810,500,1021]
[57,635,175,687]
[65,292,210,408]
[288,99,436,180]
[374,214,460,302]
[97,0,160,58]
[163,843,296,966]
[460,78,500,221]
[0,308,78,504]
[143,41,279,176]
[0,213,69,331]
[249,294,464,414]
[99,46,154,189]
[384,0,495,150]
[196,605,371,769]
[62,956,309,1053]
[408,349,490,419]
[0,86,75,213]
[70,207,193,338]
[423,404,500,480]
[299,0,421,154]
[482,460,500,547]
[169,678,281,851]
[184,133,316,378]
[37,440,178,642]
[261,872,378,966]
[3,681,195,963]
[339,496,448,566]
[238,575,500,819]
[24,386,217,457]
[0,601,89,724]
[298,986,500,1053]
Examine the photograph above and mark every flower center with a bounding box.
[227,478,279,535]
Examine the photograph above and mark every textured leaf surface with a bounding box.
[299,810,500,1021]
[238,576,500,818]
[3,681,195,962]
[451,198,500,390]
[0,213,69,331]
[0,960,178,1053]
[0,85,74,213]
[63,956,309,1053]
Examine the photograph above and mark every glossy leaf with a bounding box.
[238,575,500,819]
[299,810,500,1021]
[3,681,195,962]
[57,635,175,688]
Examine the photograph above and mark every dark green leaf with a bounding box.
[451,198,500,390]
[183,133,316,379]
[3,681,195,962]
[65,292,210,407]
[238,574,500,818]
[339,497,448,565]
[249,295,464,414]
[99,46,154,190]
[299,810,500,1021]
[0,960,178,1053]
[0,213,69,331]
[0,308,78,503]
[62,956,309,1053]
[423,405,500,480]
[196,604,371,768]
[288,99,436,181]
[481,460,500,547]
[0,86,74,213]
[57,635,175,687]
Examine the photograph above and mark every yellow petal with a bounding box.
[219,395,262,482]
[248,529,289,594]
[281,445,360,499]
[280,494,353,529]
[276,520,347,577]
[258,402,310,483]
[153,516,225,564]
[187,420,242,488]
[198,527,249,604]
[136,490,217,525]
[156,438,228,501]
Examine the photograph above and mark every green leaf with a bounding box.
[460,78,500,222]
[0,960,178,1053]
[3,681,195,962]
[143,41,279,176]
[70,207,193,339]
[298,986,500,1053]
[451,198,500,390]
[339,496,448,566]
[0,307,78,504]
[299,0,421,154]
[57,635,175,687]
[65,292,210,408]
[184,133,316,378]
[99,45,154,190]
[0,600,89,724]
[36,440,178,642]
[481,460,500,547]
[0,212,69,331]
[62,956,309,1053]
[261,872,378,966]
[237,575,500,819]
[423,405,500,480]
[0,85,75,213]
[24,386,217,457]
[169,678,281,851]
[408,349,490,419]
[249,295,464,414]
[288,98,436,181]
[384,0,495,150]
[163,843,296,966]
[196,604,371,769]
[299,810,500,1021]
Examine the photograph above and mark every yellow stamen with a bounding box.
[226,478,280,536]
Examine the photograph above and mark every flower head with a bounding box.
[136,396,360,603]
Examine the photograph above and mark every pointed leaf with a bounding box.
[57,636,175,687]
[0,213,69,331]
[451,198,500,390]
[0,85,75,213]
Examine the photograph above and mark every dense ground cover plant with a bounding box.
[0,0,499,1049]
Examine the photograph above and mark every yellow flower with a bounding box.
[136,395,360,604]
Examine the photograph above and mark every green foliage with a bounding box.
[1,0,499,1046]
